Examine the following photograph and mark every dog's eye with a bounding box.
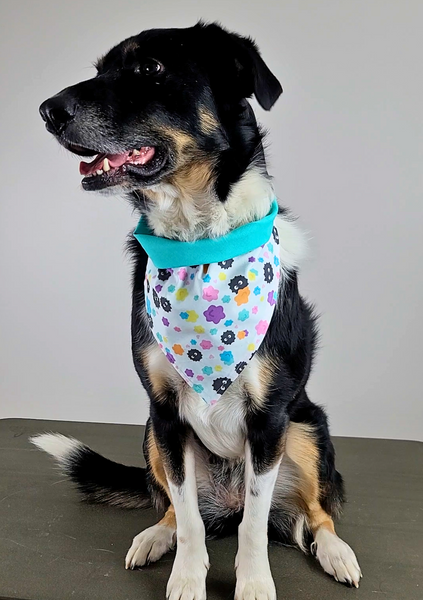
[135,59,164,76]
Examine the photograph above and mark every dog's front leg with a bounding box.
[235,431,284,600]
[166,445,209,600]
[152,407,209,600]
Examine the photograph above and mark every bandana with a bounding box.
[134,201,281,405]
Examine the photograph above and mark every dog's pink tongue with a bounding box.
[79,147,156,176]
[79,152,129,176]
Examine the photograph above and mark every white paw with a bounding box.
[235,557,276,600]
[312,529,362,588]
[235,578,276,600]
[166,548,209,600]
[125,524,176,569]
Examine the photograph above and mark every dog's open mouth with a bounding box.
[70,145,168,190]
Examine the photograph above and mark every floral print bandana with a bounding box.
[144,226,281,405]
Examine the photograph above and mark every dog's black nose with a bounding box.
[39,96,77,135]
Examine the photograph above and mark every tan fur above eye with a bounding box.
[198,107,220,134]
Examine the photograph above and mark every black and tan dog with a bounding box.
[32,22,361,600]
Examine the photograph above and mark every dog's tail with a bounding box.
[30,433,150,509]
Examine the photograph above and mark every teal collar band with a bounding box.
[133,200,278,269]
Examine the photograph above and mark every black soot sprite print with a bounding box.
[221,330,236,345]
[218,259,234,269]
[229,275,248,293]
[160,297,172,312]
[187,349,203,362]
[263,262,274,283]
[153,289,160,308]
[157,269,172,282]
[272,225,279,244]
[147,314,153,329]
[146,279,150,294]
[235,361,247,374]
[212,377,232,395]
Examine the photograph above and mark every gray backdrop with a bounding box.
[1,0,422,440]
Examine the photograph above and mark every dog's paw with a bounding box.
[166,548,209,600]
[125,524,176,569]
[166,573,207,600]
[235,574,276,600]
[311,529,362,588]
[235,555,276,600]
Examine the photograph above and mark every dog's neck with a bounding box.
[138,168,274,242]
[131,101,275,243]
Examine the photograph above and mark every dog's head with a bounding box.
[40,22,281,237]
[40,22,282,239]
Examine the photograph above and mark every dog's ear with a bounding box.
[231,33,283,110]
[196,22,282,110]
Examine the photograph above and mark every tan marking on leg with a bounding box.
[146,426,172,499]
[285,423,320,492]
[159,504,176,529]
[308,507,335,534]
[147,370,169,399]
[141,346,175,402]
[285,422,336,534]
[244,354,279,410]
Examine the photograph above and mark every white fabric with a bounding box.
[145,230,281,404]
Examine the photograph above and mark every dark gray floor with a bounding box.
[0,419,422,600]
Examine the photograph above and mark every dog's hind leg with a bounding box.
[285,419,362,588]
[125,505,176,569]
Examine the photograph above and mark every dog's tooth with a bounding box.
[96,169,103,175]
[133,149,140,155]
[103,158,110,172]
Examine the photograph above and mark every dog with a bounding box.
[32,21,362,600]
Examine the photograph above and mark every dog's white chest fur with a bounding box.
[179,381,247,458]
[147,344,252,458]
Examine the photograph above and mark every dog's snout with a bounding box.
[39,95,77,135]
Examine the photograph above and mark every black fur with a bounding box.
[38,21,345,552]
[58,441,150,509]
